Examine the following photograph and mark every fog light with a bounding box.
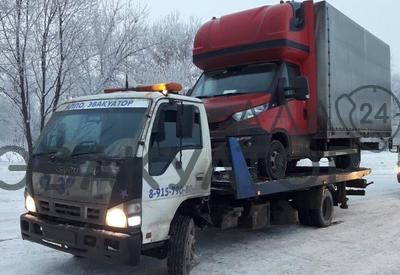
[106,207,127,228]
[128,216,141,227]
[25,195,36,213]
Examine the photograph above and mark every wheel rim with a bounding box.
[270,149,285,175]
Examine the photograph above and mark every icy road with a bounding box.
[1,151,400,275]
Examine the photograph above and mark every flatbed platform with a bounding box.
[212,138,371,199]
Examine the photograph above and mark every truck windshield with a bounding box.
[190,63,276,98]
[34,108,147,159]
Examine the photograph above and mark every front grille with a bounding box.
[38,199,102,223]
[39,200,50,212]
[86,207,100,220]
[55,202,81,218]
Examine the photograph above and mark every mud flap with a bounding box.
[242,203,271,230]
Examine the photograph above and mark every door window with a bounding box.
[149,104,202,176]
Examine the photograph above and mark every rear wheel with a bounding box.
[309,189,334,227]
[335,150,360,170]
[298,189,334,227]
[167,215,196,275]
[298,209,312,226]
[265,140,287,180]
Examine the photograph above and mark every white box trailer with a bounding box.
[315,1,392,139]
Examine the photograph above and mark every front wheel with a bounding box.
[265,140,288,180]
[167,215,196,275]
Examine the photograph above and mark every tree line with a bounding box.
[0,0,199,153]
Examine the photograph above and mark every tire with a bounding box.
[298,209,312,226]
[308,189,334,228]
[335,151,360,170]
[167,215,196,275]
[265,140,288,180]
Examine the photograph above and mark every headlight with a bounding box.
[25,194,36,213]
[106,206,127,228]
[128,216,141,227]
[232,103,270,121]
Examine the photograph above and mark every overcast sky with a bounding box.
[145,0,399,74]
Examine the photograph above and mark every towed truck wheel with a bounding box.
[167,215,196,275]
[266,140,288,180]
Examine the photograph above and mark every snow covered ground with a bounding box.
[0,151,400,275]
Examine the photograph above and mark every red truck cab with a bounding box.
[189,1,318,179]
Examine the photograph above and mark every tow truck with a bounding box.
[21,83,371,275]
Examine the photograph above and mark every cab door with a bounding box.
[141,100,211,244]
[269,62,309,136]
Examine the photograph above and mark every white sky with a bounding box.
[145,0,400,74]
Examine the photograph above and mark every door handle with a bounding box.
[196,173,205,181]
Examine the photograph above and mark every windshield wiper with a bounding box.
[31,151,58,158]
[70,151,104,158]
[70,152,117,163]
[196,93,247,99]
[31,151,70,162]
[214,92,247,98]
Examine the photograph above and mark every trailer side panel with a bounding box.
[315,1,391,138]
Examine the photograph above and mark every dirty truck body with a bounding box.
[20,90,371,274]
[190,1,391,179]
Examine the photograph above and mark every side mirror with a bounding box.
[293,76,310,100]
[284,76,310,101]
[176,105,195,139]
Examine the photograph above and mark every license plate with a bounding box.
[43,226,76,246]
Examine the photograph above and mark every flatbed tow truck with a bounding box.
[20,83,371,275]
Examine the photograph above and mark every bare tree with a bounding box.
[31,0,57,131]
[73,0,149,94]
[31,0,96,131]
[133,13,201,90]
[0,0,202,151]
[52,0,96,108]
[0,0,39,154]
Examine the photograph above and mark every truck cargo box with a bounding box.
[315,1,391,138]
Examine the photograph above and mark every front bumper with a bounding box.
[20,213,141,265]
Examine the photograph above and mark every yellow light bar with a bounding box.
[135,82,183,93]
[104,82,183,94]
